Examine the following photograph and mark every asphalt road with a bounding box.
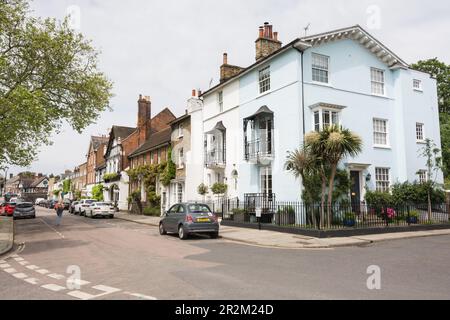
[1,206,449,300]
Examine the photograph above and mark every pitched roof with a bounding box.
[91,136,109,150]
[30,176,48,188]
[129,128,172,158]
[169,113,190,127]
[202,25,410,97]
[112,126,136,139]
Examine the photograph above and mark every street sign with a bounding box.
[255,208,262,218]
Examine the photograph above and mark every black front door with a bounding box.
[350,171,361,204]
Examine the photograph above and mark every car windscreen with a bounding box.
[188,204,212,214]
[85,200,95,204]
[7,203,16,206]
[95,203,111,206]
[16,203,33,208]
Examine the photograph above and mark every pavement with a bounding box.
[0,217,14,255]
[115,211,450,249]
[3,207,450,300]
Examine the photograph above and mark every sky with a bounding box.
[8,0,450,176]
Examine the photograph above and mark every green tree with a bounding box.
[306,126,362,228]
[62,179,71,193]
[92,184,104,201]
[411,59,450,177]
[197,183,208,201]
[211,183,228,202]
[0,0,113,168]
[419,139,443,221]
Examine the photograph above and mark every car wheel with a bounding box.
[79,208,82,216]
[109,215,114,219]
[178,225,188,240]
[159,223,167,235]
[210,232,219,239]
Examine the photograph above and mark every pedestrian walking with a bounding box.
[55,201,64,226]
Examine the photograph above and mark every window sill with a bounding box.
[257,90,272,99]
[371,93,388,98]
[373,145,392,150]
[416,140,427,144]
[311,81,333,88]
[413,88,423,93]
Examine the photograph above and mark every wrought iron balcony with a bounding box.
[205,149,226,168]
[244,139,274,162]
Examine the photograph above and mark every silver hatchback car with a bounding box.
[159,203,219,240]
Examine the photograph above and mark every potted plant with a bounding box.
[406,210,419,224]
[343,212,356,227]
[231,208,248,223]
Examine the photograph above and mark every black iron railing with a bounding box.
[245,139,273,161]
[205,148,226,167]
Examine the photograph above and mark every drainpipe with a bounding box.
[301,50,306,139]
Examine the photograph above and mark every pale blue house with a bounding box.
[200,24,442,203]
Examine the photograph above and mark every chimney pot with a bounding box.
[274,32,278,41]
[192,89,196,97]
[198,90,202,96]
[223,53,228,65]
[259,26,264,38]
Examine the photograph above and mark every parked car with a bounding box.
[46,200,57,209]
[74,199,96,216]
[85,202,115,219]
[63,199,71,210]
[159,203,219,240]
[13,202,36,220]
[0,202,6,216]
[69,201,79,214]
[4,202,17,217]
[35,198,46,206]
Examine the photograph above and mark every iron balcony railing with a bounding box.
[204,148,226,167]
[245,139,274,161]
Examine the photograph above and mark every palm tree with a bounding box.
[307,126,363,227]
[285,144,324,228]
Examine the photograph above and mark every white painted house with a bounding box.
[194,23,442,204]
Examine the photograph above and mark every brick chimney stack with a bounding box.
[137,94,152,144]
[220,53,244,83]
[255,22,282,61]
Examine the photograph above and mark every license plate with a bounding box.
[197,218,210,223]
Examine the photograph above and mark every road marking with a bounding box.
[67,291,96,300]
[0,264,11,268]
[26,265,40,270]
[39,218,65,239]
[10,254,19,258]
[67,279,90,287]
[92,285,121,295]
[48,273,65,280]
[41,284,66,292]
[24,278,39,285]
[0,260,6,264]
[14,257,25,262]
[4,268,17,273]
[18,261,29,266]
[13,273,28,279]
[36,269,50,275]
[126,292,157,300]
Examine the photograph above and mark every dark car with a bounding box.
[159,203,219,240]
[63,200,71,210]
[70,201,79,214]
[47,200,57,209]
[13,202,36,220]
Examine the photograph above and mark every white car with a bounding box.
[35,198,46,206]
[74,199,96,216]
[85,202,115,219]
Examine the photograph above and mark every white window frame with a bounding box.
[177,183,183,204]
[312,108,341,132]
[218,91,224,113]
[375,168,391,192]
[312,53,330,84]
[178,148,184,169]
[417,170,428,184]
[416,123,425,142]
[259,66,271,94]
[178,124,184,138]
[413,79,423,92]
[373,118,390,148]
[371,67,385,96]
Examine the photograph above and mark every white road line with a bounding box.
[48,273,65,280]
[92,285,121,295]
[67,279,90,287]
[0,264,11,268]
[4,268,17,274]
[0,260,6,264]
[10,254,19,258]
[39,218,65,239]
[18,261,29,266]
[14,257,25,262]
[127,292,157,300]
[13,273,28,279]
[67,291,96,300]
[41,284,66,292]
[36,269,50,275]
[26,265,40,270]
[24,278,39,285]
